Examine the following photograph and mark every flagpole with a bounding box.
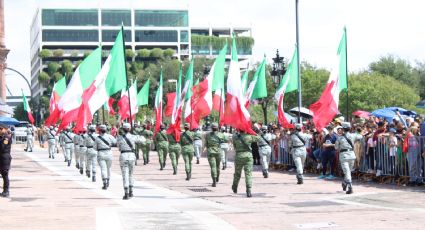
[295,0,302,123]
[121,24,133,128]
[218,89,223,125]
[102,106,105,124]
[344,27,349,121]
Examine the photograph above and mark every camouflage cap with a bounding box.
[211,122,218,128]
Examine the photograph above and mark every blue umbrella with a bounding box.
[371,108,396,121]
[385,107,417,116]
[0,116,20,126]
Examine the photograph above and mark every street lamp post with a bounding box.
[202,64,212,131]
[271,50,286,124]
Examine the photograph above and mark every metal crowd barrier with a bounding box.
[270,133,425,186]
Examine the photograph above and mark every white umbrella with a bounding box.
[289,107,313,118]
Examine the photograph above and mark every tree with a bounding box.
[39,49,52,58]
[61,60,74,79]
[125,49,135,58]
[47,62,60,76]
[13,103,27,121]
[413,60,425,99]
[38,71,50,85]
[164,48,175,58]
[53,49,64,57]
[137,49,150,58]
[70,50,79,57]
[150,48,164,59]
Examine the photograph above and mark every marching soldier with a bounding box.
[0,123,12,197]
[78,129,88,175]
[24,124,34,152]
[258,125,276,178]
[46,126,57,159]
[220,126,231,170]
[58,130,67,162]
[154,124,169,170]
[167,132,181,175]
[205,123,227,187]
[180,123,195,180]
[231,129,259,197]
[289,124,310,185]
[335,122,363,194]
[85,125,98,182]
[193,128,202,164]
[62,127,74,166]
[73,130,81,169]
[133,124,143,166]
[94,125,116,190]
[141,124,153,165]
[117,123,145,200]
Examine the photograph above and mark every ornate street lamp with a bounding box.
[271,49,286,86]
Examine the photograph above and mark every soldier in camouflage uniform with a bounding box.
[205,123,227,187]
[141,124,153,165]
[73,130,81,170]
[167,132,181,175]
[117,123,145,200]
[78,129,88,175]
[25,124,34,152]
[335,122,363,194]
[231,129,259,197]
[154,124,169,170]
[220,126,231,170]
[62,128,74,166]
[193,128,202,164]
[180,123,195,180]
[133,124,143,166]
[85,125,98,182]
[289,124,310,185]
[258,125,276,178]
[94,125,116,190]
[46,126,57,159]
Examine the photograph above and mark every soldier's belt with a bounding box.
[340,149,351,153]
[79,145,85,147]
[48,138,55,140]
[120,150,134,153]
[86,146,93,148]
[292,145,304,148]
[65,142,73,144]
[98,148,111,151]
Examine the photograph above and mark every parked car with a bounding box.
[14,121,29,142]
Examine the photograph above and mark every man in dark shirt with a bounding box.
[0,123,12,197]
[318,125,337,179]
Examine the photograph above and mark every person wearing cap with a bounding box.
[154,124,169,170]
[388,128,398,175]
[205,122,227,187]
[117,123,145,200]
[94,124,116,190]
[335,122,363,194]
[193,128,203,164]
[133,124,142,166]
[258,125,276,178]
[167,131,182,175]
[289,123,309,184]
[180,123,195,180]
[62,127,75,166]
[318,124,338,180]
[219,126,231,170]
[73,129,82,170]
[0,123,12,197]
[46,126,57,159]
[78,129,88,175]
[231,129,260,197]
[24,124,34,152]
[58,130,67,162]
[141,123,153,165]
[85,125,98,182]
[406,126,423,186]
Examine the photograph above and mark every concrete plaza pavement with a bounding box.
[1,143,425,230]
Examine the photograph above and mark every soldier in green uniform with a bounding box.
[167,132,181,175]
[133,124,143,166]
[141,124,153,165]
[231,129,259,197]
[205,123,227,187]
[154,124,169,170]
[180,123,195,180]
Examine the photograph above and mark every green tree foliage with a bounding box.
[13,103,27,121]
[413,60,425,99]
[150,48,164,59]
[38,71,50,85]
[125,49,135,58]
[61,60,74,79]
[137,49,150,58]
[163,48,175,58]
[47,62,60,76]
[53,49,64,57]
[53,72,63,82]
[70,50,79,57]
[39,49,52,58]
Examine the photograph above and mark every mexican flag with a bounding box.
[154,70,164,134]
[245,57,266,108]
[22,91,34,124]
[188,45,227,129]
[45,76,66,126]
[137,79,150,106]
[222,36,255,134]
[241,69,249,95]
[310,28,348,131]
[57,47,102,130]
[117,81,138,122]
[183,60,195,127]
[103,97,115,115]
[274,46,298,129]
[211,43,227,113]
[75,28,127,131]
[166,63,185,141]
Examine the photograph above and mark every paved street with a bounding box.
[1,144,425,230]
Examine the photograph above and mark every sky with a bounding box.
[5,0,425,97]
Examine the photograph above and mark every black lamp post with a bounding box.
[271,49,286,87]
[202,64,212,131]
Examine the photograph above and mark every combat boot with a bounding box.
[102,179,107,190]
[79,168,84,175]
[135,160,138,166]
[188,172,191,180]
[92,175,96,182]
[222,163,226,170]
[196,158,200,164]
[160,162,164,170]
[143,160,147,165]
[212,178,217,187]
[173,167,177,175]
[76,163,80,169]
[246,188,252,198]
[232,184,237,194]
[86,170,90,178]
[106,179,110,188]
[129,186,134,198]
[265,170,269,178]
[67,160,71,167]
[123,188,129,200]
[216,175,219,182]
[262,170,266,178]
[186,172,190,181]
[49,154,51,159]
[296,174,303,185]
[1,190,9,198]
[342,181,347,191]
[346,183,353,194]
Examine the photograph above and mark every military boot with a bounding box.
[86,170,90,178]
[262,170,266,178]
[106,179,110,188]
[188,172,191,180]
[79,168,84,175]
[296,174,303,184]
[102,179,107,190]
[67,160,71,167]
[216,175,219,182]
[76,163,79,169]
[160,162,164,170]
[129,186,134,198]
[232,184,237,194]
[123,188,129,200]
[186,172,190,181]
[173,167,177,175]
[92,175,96,182]
[1,189,9,198]
[143,160,147,165]
[196,158,200,164]
[212,178,217,187]
[346,183,353,194]
[342,181,347,191]
[222,162,226,170]
[246,188,252,198]
[264,170,269,178]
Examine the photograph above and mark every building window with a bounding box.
[135,30,178,42]
[101,10,131,26]
[102,30,132,42]
[180,31,189,43]
[42,9,98,26]
[42,30,99,42]
[135,10,188,27]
